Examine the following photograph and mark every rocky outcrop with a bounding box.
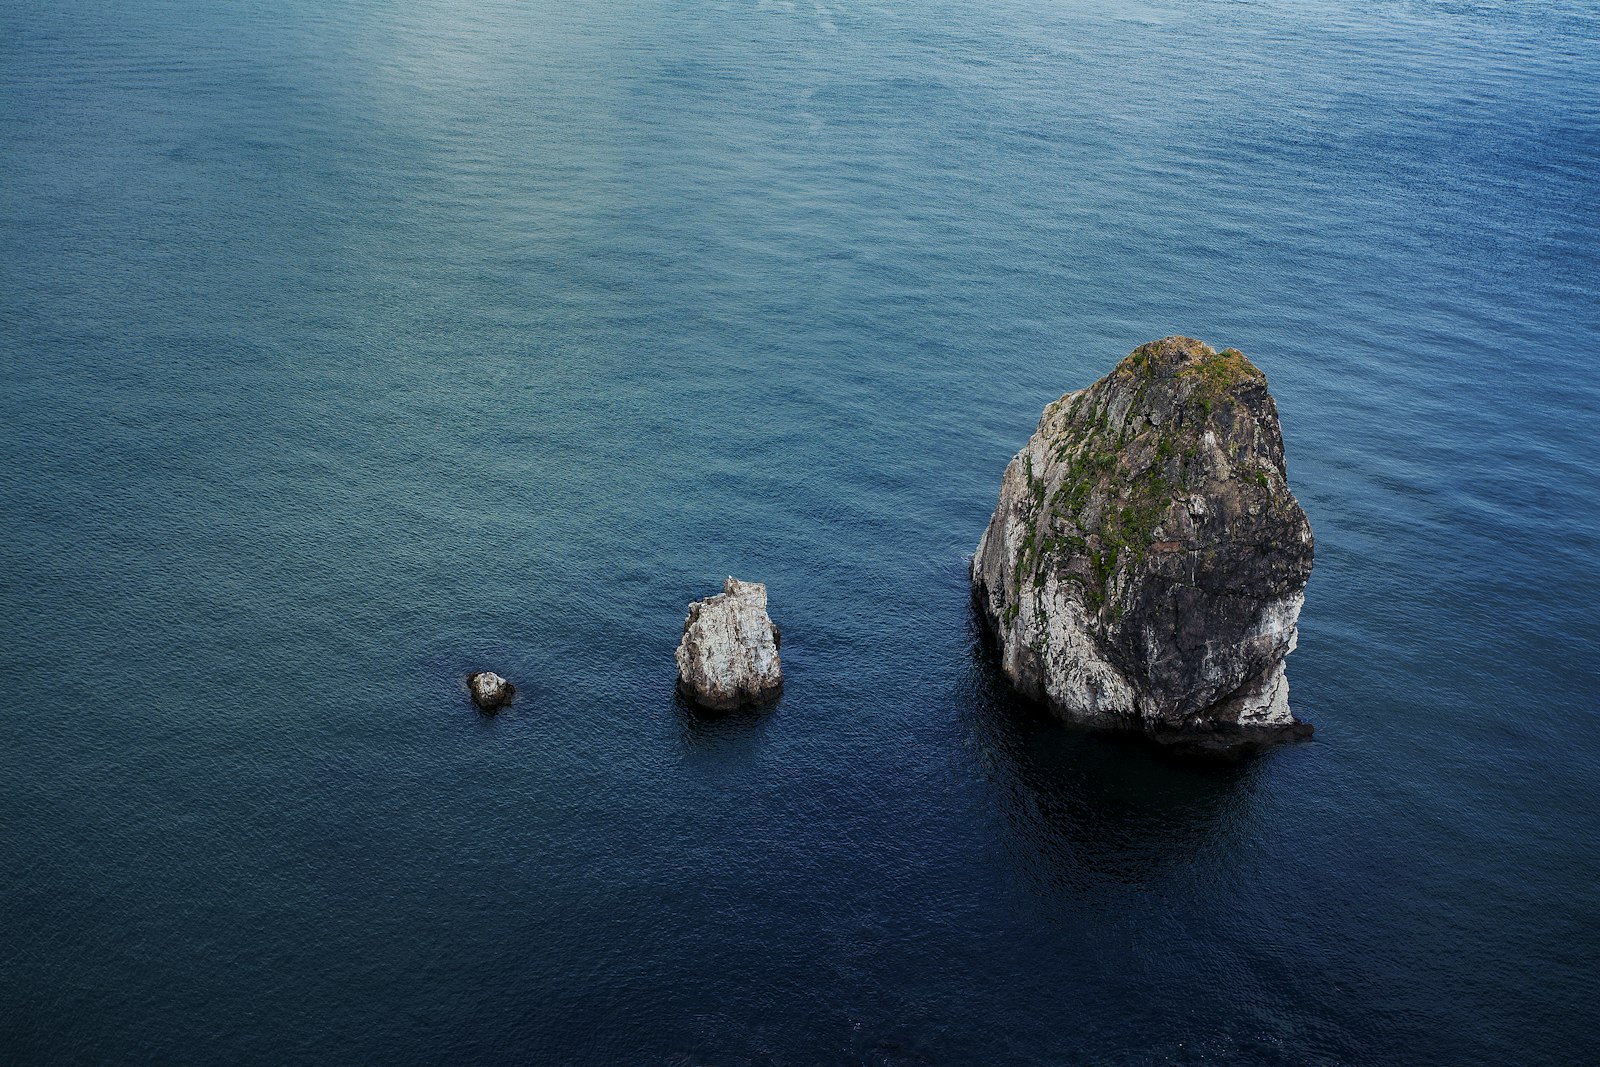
[971,337,1314,753]
[675,577,783,711]
[468,671,515,711]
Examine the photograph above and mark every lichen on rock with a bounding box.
[971,337,1314,753]
[675,577,783,711]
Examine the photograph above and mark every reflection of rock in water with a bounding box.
[673,688,771,759]
[959,609,1259,889]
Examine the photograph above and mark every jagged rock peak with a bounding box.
[675,577,783,712]
[970,337,1314,754]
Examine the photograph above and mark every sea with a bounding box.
[3,1,1598,1063]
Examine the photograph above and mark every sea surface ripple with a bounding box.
[3,1,1598,1063]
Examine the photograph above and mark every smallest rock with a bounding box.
[468,671,514,712]
[675,577,783,711]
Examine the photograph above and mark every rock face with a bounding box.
[971,337,1314,753]
[675,577,783,711]
[468,671,515,711]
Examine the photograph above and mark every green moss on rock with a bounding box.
[1004,337,1277,614]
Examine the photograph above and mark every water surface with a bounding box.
[3,0,1598,1063]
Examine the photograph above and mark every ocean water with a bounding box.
[3,0,1598,1062]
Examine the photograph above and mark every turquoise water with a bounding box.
[3,0,1598,1062]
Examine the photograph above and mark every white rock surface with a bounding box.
[675,577,783,711]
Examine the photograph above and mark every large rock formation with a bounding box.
[971,337,1314,753]
[675,577,783,711]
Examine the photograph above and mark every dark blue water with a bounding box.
[4,1,1598,1063]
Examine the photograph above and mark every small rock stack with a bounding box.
[675,577,783,711]
[468,671,515,712]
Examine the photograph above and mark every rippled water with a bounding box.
[4,1,1598,1063]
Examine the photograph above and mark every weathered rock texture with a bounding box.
[675,577,783,711]
[971,337,1314,753]
[468,671,515,711]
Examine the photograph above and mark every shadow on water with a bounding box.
[672,688,774,759]
[957,604,1262,892]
